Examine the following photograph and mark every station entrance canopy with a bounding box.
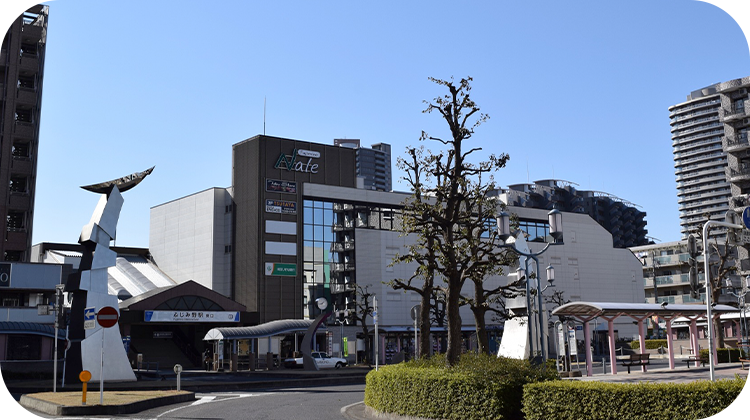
[551,302,738,377]
[203,319,321,341]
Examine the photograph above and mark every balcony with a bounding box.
[723,134,750,153]
[645,293,706,305]
[15,87,37,105]
[721,105,747,122]
[731,194,750,209]
[19,55,39,73]
[330,283,356,294]
[330,241,355,252]
[331,263,355,272]
[13,121,35,138]
[728,167,750,183]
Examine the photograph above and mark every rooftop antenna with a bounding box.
[264,97,266,135]
[526,159,530,184]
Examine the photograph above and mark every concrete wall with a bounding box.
[149,188,232,296]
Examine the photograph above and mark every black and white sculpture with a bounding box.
[64,167,153,384]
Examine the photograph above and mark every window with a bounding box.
[9,176,27,193]
[6,335,41,360]
[12,142,30,158]
[3,251,23,261]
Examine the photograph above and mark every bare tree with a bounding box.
[392,76,517,365]
[349,285,376,364]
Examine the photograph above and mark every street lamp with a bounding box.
[497,209,563,363]
[727,276,750,353]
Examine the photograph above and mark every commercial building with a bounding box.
[0,5,48,262]
[497,179,649,248]
[151,135,645,361]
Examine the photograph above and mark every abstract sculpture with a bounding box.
[64,167,154,384]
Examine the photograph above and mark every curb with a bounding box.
[20,392,196,416]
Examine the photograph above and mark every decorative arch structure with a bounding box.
[552,302,738,376]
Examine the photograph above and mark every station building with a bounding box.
[150,135,646,361]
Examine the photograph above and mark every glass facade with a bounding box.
[519,220,550,242]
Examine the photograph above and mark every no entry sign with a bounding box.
[97,306,119,328]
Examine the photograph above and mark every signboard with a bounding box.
[84,307,96,330]
[0,263,10,288]
[266,179,297,194]
[144,310,240,323]
[735,229,750,245]
[97,306,119,328]
[568,330,578,356]
[343,337,349,357]
[265,199,297,215]
[274,149,320,174]
[265,262,297,277]
[743,207,750,229]
[122,336,131,353]
[37,304,50,315]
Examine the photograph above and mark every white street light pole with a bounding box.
[702,219,743,381]
[497,209,563,363]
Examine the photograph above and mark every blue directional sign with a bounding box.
[84,307,96,330]
[743,207,750,230]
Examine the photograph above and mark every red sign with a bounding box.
[97,306,119,328]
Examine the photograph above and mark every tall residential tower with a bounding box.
[0,5,48,262]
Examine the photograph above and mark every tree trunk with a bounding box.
[446,280,463,366]
[361,325,371,365]
[714,317,726,349]
[471,284,490,354]
[419,291,432,359]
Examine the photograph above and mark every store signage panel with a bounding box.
[144,310,240,323]
[266,179,297,194]
[274,149,320,174]
[265,199,297,215]
[265,262,297,276]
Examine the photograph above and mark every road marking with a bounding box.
[156,393,266,417]
[0,410,23,420]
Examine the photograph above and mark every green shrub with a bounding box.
[699,348,747,363]
[629,339,667,350]
[522,377,746,420]
[365,353,558,420]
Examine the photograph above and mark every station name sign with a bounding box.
[275,149,321,174]
[144,310,240,323]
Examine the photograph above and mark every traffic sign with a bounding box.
[96,306,119,328]
[79,370,91,382]
[743,207,750,229]
[84,307,96,330]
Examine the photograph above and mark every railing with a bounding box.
[673,122,722,136]
[671,106,719,123]
[673,129,723,145]
[670,99,721,117]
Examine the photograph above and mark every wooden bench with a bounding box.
[740,359,750,370]
[686,355,708,368]
[620,353,650,373]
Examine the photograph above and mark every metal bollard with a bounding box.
[174,364,183,391]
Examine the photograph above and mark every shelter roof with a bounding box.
[204,319,323,341]
[551,301,738,319]
[0,321,65,339]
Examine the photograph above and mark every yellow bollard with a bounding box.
[79,370,92,406]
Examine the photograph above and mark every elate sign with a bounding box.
[96,306,119,328]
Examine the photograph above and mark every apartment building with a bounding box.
[670,84,731,241]
[0,5,48,262]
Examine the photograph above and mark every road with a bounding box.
[25,383,366,420]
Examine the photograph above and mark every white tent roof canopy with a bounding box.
[552,301,738,320]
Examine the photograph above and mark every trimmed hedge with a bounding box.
[699,348,748,363]
[629,339,667,350]
[365,353,557,420]
[522,377,746,420]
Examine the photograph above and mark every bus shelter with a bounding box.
[551,302,738,376]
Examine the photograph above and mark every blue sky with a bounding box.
[1,0,750,248]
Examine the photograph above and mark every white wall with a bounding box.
[354,206,645,339]
[150,188,233,296]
